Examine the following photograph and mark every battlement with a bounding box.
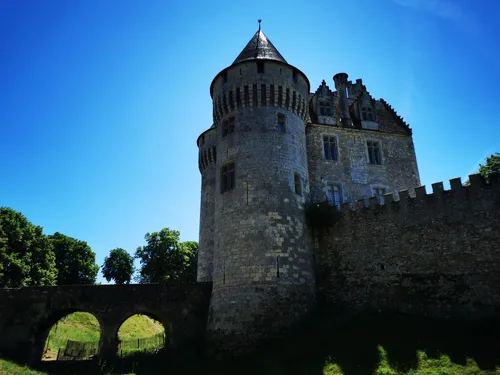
[316,172,500,317]
[341,172,500,213]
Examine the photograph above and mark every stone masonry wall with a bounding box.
[0,283,212,363]
[197,128,216,281]
[306,124,420,203]
[315,174,500,317]
[206,59,316,350]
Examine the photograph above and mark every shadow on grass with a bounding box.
[33,311,500,375]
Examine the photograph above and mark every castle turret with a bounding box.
[199,24,316,351]
[197,126,216,281]
[333,72,351,125]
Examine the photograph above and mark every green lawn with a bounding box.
[43,312,165,360]
[0,359,47,375]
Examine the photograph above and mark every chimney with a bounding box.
[333,73,351,126]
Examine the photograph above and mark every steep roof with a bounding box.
[232,29,287,65]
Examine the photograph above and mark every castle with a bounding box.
[0,26,499,366]
[196,26,428,348]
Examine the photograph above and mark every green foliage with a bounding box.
[135,228,198,284]
[179,241,198,283]
[49,232,99,285]
[0,207,57,287]
[305,201,343,232]
[478,152,500,183]
[102,248,135,284]
[466,152,500,185]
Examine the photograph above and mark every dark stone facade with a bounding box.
[314,174,500,317]
[0,283,211,364]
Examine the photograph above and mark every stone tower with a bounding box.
[197,25,316,349]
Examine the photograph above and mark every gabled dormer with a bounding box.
[354,90,379,130]
[309,80,337,125]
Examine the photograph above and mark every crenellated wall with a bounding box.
[315,173,500,317]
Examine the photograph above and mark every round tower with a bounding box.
[201,25,316,351]
[197,126,216,281]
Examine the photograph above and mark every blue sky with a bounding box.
[1,0,499,283]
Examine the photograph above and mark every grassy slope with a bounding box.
[43,312,163,359]
[0,359,47,375]
[8,311,499,374]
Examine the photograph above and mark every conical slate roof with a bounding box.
[232,29,287,65]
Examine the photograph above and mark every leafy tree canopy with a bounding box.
[0,207,57,287]
[102,248,134,284]
[478,153,500,183]
[466,152,500,185]
[49,232,99,285]
[179,241,198,283]
[135,228,198,284]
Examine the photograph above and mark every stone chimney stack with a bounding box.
[333,72,351,126]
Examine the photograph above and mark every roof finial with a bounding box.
[258,19,262,31]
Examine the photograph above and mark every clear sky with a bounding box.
[1,0,499,283]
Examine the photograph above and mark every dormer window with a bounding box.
[362,107,374,121]
[319,101,332,116]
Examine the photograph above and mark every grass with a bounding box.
[8,311,499,374]
[43,312,164,360]
[0,359,48,375]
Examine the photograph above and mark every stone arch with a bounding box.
[114,310,171,356]
[33,308,103,362]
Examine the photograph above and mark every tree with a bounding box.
[49,232,99,285]
[0,207,57,287]
[477,153,500,183]
[179,241,198,283]
[135,228,198,284]
[102,248,134,284]
[466,153,500,185]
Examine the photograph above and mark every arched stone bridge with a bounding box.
[0,283,212,364]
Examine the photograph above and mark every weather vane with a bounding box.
[258,19,262,31]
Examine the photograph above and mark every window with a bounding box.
[285,88,290,108]
[253,84,258,106]
[277,113,286,132]
[319,101,332,116]
[362,107,374,121]
[236,87,241,107]
[294,173,302,195]
[326,185,343,210]
[229,90,234,110]
[323,136,337,160]
[278,86,283,106]
[221,162,235,193]
[222,116,235,137]
[372,187,387,204]
[257,62,264,73]
[244,85,249,106]
[367,141,382,165]
[270,84,275,105]
[261,84,266,106]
